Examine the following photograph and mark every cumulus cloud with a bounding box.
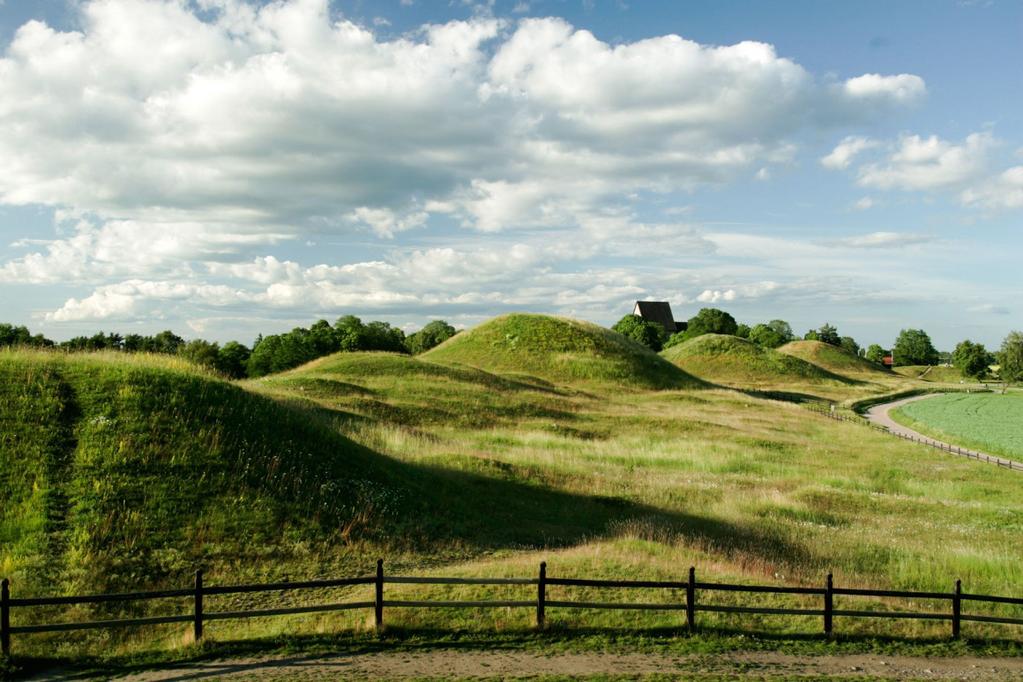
[821,136,877,170]
[961,166,1023,209]
[858,132,995,190]
[0,1,936,325]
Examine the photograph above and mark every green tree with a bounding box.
[805,324,840,346]
[216,341,252,379]
[362,321,406,353]
[735,323,751,339]
[893,328,939,366]
[308,319,340,356]
[951,340,993,379]
[612,314,667,352]
[406,320,457,354]
[839,336,860,356]
[998,331,1023,384]
[865,344,886,364]
[748,323,787,348]
[766,320,794,343]
[683,308,738,341]
[334,315,366,352]
[179,339,220,368]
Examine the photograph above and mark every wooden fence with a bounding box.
[3,562,1022,656]
[803,403,1023,472]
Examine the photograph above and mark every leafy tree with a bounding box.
[893,328,939,366]
[363,321,406,353]
[998,331,1023,384]
[735,323,751,339]
[406,320,457,354]
[308,319,340,356]
[179,339,221,369]
[683,308,738,340]
[839,336,860,356]
[865,344,886,365]
[151,330,185,354]
[766,320,794,343]
[246,334,282,377]
[612,314,667,351]
[805,323,840,346]
[334,315,367,352]
[216,341,251,379]
[748,323,787,349]
[662,331,687,349]
[0,324,52,347]
[951,340,993,379]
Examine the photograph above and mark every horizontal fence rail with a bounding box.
[803,402,1023,472]
[3,563,1023,657]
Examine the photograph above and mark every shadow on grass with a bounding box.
[9,625,1022,681]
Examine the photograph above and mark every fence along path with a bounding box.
[3,562,1023,656]
[803,401,1023,472]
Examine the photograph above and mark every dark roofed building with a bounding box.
[632,301,686,334]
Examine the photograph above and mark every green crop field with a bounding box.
[890,392,1023,460]
[2,317,1023,674]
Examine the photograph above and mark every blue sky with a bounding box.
[0,0,1020,349]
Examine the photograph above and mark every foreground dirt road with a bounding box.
[35,650,1023,681]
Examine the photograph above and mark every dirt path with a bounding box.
[864,393,1022,470]
[40,650,1023,681]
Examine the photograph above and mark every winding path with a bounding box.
[864,393,1023,471]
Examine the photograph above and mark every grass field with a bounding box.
[890,392,1023,459]
[2,316,1023,671]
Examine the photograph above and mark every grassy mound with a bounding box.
[778,340,890,379]
[0,349,408,595]
[892,365,977,383]
[660,334,849,387]
[422,313,700,389]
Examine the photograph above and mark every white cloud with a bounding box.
[821,136,877,170]
[832,231,933,248]
[858,132,995,190]
[968,303,1010,315]
[961,166,1023,209]
[0,1,946,329]
[696,289,737,303]
[841,73,926,104]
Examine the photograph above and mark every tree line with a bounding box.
[611,309,1023,382]
[0,318,457,379]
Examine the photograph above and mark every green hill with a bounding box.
[660,334,849,387]
[892,365,978,383]
[778,340,891,380]
[422,313,701,389]
[0,349,406,595]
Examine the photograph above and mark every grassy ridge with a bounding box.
[778,340,891,380]
[3,318,1023,661]
[890,392,1023,459]
[660,334,854,388]
[423,313,701,389]
[0,349,408,595]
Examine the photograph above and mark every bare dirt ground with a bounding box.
[34,650,1023,681]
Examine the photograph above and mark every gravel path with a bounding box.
[38,650,1023,681]
[864,393,1022,470]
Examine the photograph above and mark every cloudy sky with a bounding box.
[0,0,1020,348]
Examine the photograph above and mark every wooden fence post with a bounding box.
[1,578,10,657]
[536,562,546,629]
[952,579,962,640]
[686,567,696,631]
[824,573,833,636]
[375,559,384,633]
[193,569,203,643]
